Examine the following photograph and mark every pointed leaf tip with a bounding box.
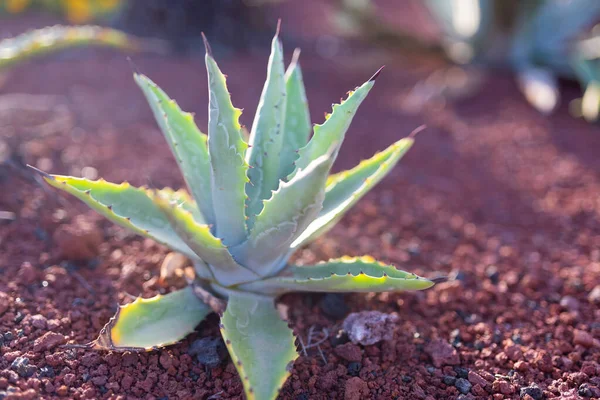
[369,66,385,82]
[126,56,141,75]
[201,32,213,57]
[26,164,52,180]
[276,18,282,36]
[409,125,427,138]
[290,48,301,66]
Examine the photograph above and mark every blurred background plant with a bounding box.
[1,0,276,52]
[1,0,124,24]
[334,0,600,122]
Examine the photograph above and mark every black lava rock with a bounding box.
[38,366,55,378]
[454,366,469,379]
[520,384,544,400]
[455,378,472,395]
[188,337,227,368]
[347,362,362,377]
[578,384,593,398]
[319,293,349,320]
[10,357,37,378]
[329,330,350,347]
[443,376,457,386]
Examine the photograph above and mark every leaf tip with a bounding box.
[126,56,141,76]
[26,164,53,180]
[291,48,301,66]
[201,32,213,57]
[276,18,282,36]
[409,124,427,139]
[369,65,385,82]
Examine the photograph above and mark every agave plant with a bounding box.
[35,26,436,399]
[335,0,600,120]
[0,25,165,70]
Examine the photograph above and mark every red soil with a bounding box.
[1,5,600,400]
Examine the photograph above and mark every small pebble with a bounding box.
[187,337,227,368]
[10,357,36,378]
[329,330,350,347]
[578,383,593,398]
[443,376,456,386]
[560,296,579,311]
[573,329,596,348]
[454,366,469,379]
[347,362,361,377]
[319,293,349,320]
[520,384,543,400]
[425,339,460,367]
[342,311,398,346]
[588,286,600,304]
[468,371,488,387]
[455,378,472,394]
[486,265,499,284]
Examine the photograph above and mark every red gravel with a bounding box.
[1,5,600,400]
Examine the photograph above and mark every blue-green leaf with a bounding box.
[153,192,259,286]
[134,73,215,225]
[40,173,198,259]
[220,291,298,400]
[292,137,413,248]
[239,255,434,295]
[231,154,333,276]
[278,48,311,181]
[245,29,287,227]
[91,286,211,351]
[289,70,378,179]
[204,35,250,246]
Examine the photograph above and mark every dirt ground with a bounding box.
[1,3,600,400]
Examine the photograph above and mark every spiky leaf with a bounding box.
[292,137,413,248]
[289,71,378,178]
[220,291,298,400]
[245,29,287,226]
[135,73,215,225]
[278,48,312,180]
[41,173,197,259]
[90,286,211,351]
[204,36,249,246]
[0,25,160,69]
[153,193,259,286]
[239,256,434,295]
[231,154,333,276]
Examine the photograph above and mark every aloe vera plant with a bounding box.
[35,26,437,399]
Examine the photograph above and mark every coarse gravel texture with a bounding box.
[1,3,600,399]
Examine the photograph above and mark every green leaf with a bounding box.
[204,35,249,246]
[239,256,434,295]
[231,154,333,276]
[279,48,311,182]
[292,137,413,248]
[41,173,198,259]
[220,291,298,400]
[0,25,157,69]
[153,192,259,286]
[289,70,379,179]
[134,73,215,225]
[245,29,287,227]
[90,286,211,351]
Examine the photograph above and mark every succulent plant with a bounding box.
[34,25,437,399]
[335,0,600,120]
[0,25,165,70]
[1,0,125,24]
